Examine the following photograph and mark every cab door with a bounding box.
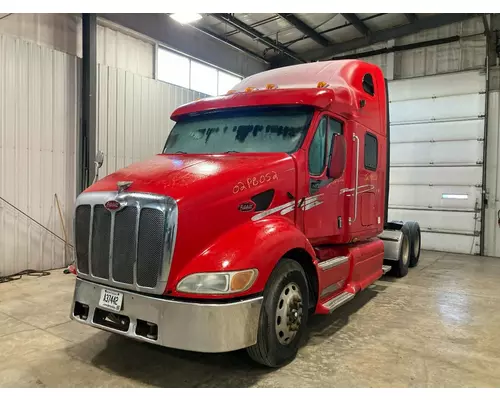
[303,114,346,244]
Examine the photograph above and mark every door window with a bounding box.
[308,117,327,176]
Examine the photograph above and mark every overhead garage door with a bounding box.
[387,70,486,254]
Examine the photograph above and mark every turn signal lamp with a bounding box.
[317,81,329,88]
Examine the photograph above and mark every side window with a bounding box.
[364,132,378,171]
[362,73,375,96]
[308,117,327,176]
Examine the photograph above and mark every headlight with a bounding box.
[176,269,258,294]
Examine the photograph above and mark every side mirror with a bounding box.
[327,135,346,180]
[95,150,104,168]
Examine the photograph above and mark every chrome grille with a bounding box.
[112,206,138,284]
[137,208,165,288]
[73,191,178,295]
[74,205,91,275]
[91,205,111,279]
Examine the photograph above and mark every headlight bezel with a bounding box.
[176,269,259,295]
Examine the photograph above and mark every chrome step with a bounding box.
[322,291,355,313]
[382,264,392,274]
[318,256,349,271]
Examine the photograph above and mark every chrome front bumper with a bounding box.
[70,277,263,353]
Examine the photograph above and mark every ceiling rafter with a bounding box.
[277,13,332,47]
[210,13,305,63]
[341,13,371,36]
[271,13,476,65]
[404,13,418,23]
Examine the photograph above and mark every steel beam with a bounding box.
[278,13,332,47]
[193,25,269,64]
[404,13,418,23]
[99,14,269,77]
[298,13,476,62]
[210,13,305,63]
[341,14,370,36]
[80,13,97,193]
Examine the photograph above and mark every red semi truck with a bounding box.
[70,60,421,368]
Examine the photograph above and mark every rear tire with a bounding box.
[406,221,421,268]
[246,258,309,368]
[389,224,411,278]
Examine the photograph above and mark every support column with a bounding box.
[80,13,97,193]
[385,39,395,80]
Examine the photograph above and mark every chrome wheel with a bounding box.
[275,282,303,345]
[402,233,410,266]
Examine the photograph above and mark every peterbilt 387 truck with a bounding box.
[70,60,421,368]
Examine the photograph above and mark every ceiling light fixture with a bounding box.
[169,13,203,24]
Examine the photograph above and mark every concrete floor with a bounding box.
[1,250,500,387]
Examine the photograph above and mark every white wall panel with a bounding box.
[394,17,486,79]
[420,232,477,254]
[387,69,485,254]
[390,140,483,166]
[97,24,154,78]
[389,70,485,101]
[390,166,481,186]
[0,34,78,276]
[389,209,477,235]
[0,13,154,78]
[389,185,481,211]
[0,13,81,57]
[391,119,484,143]
[390,93,485,124]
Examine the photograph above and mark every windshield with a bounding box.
[163,106,314,154]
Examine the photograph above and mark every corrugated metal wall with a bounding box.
[0,13,154,78]
[394,17,486,79]
[97,24,154,78]
[96,65,207,178]
[0,33,205,277]
[0,34,79,276]
[342,16,486,79]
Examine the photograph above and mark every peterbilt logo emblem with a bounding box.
[238,201,256,212]
[104,200,123,211]
[117,181,133,193]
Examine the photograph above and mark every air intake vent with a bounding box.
[252,189,275,211]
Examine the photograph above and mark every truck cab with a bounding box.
[70,60,421,368]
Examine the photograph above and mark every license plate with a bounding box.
[98,288,123,312]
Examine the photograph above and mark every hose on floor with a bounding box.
[0,269,51,284]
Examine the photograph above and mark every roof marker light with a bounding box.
[266,83,277,89]
[317,81,329,88]
[226,90,236,95]
[245,87,256,92]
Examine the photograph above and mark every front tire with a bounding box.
[246,258,309,368]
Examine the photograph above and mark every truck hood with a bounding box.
[88,153,295,208]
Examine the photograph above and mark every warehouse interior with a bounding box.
[1,12,500,387]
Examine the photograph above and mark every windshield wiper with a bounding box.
[224,150,240,154]
[174,151,187,154]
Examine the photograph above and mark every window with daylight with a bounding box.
[218,71,242,95]
[190,60,218,96]
[364,132,378,171]
[156,47,242,97]
[157,48,190,89]
[308,117,327,176]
